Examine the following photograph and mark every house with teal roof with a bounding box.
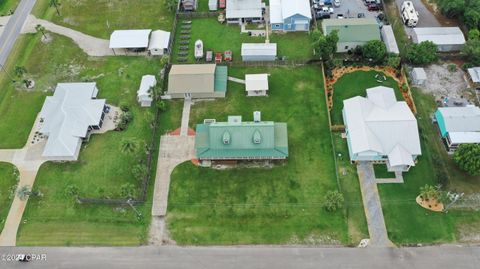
[195,112,288,162]
[434,106,480,152]
[321,18,381,53]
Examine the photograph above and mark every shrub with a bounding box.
[119,102,130,112]
[447,64,457,72]
[323,190,344,212]
[453,144,480,176]
[406,41,438,65]
[132,164,149,182]
[120,183,136,199]
[157,100,167,112]
[64,184,79,198]
[116,111,134,131]
[362,40,387,64]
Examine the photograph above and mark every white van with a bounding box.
[401,1,419,27]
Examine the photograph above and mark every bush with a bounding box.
[116,111,134,131]
[462,38,480,66]
[362,40,387,64]
[64,184,79,198]
[323,190,344,212]
[157,101,167,112]
[453,144,480,176]
[120,183,136,199]
[406,41,438,65]
[386,55,401,68]
[132,164,149,182]
[119,102,130,112]
[447,64,457,72]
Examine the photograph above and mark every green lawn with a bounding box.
[373,164,396,179]
[33,0,175,39]
[167,66,348,245]
[0,0,18,15]
[378,89,480,244]
[332,133,369,245]
[0,163,17,233]
[172,18,313,63]
[331,70,402,125]
[4,33,183,246]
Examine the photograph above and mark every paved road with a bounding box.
[0,0,36,66]
[0,245,479,268]
[357,162,393,247]
[395,0,440,37]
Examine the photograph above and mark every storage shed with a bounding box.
[137,75,157,107]
[411,68,427,86]
[467,67,480,86]
[241,43,277,61]
[381,25,399,54]
[166,64,228,99]
[412,27,465,52]
[109,29,152,53]
[209,0,218,10]
[226,0,263,24]
[148,30,171,56]
[245,74,269,96]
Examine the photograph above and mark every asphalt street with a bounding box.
[0,0,36,66]
[0,245,479,269]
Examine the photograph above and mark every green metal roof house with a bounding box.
[195,112,289,161]
[321,18,381,52]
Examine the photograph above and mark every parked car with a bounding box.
[367,4,380,11]
[336,13,344,19]
[219,0,226,9]
[315,11,331,19]
[334,0,341,7]
[364,0,376,5]
[357,13,365,18]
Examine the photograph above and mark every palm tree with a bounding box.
[35,24,47,39]
[16,185,31,201]
[50,0,61,16]
[419,185,440,201]
[120,138,139,155]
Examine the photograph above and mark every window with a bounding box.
[344,46,349,50]
[274,24,280,28]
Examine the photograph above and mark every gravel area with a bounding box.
[415,64,471,101]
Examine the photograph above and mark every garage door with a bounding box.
[294,20,308,31]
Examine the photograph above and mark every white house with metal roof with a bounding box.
[342,86,421,172]
[241,43,277,61]
[137,75,157,107]
[412,27,465,52]
[39,83,107,161]
[226,0,263,24]
[434,106,480,152]
[269,0,311,32]
[148,30,171,56]
[245,74,269,96]
[109,29,152,53]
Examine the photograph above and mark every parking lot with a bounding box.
[329,0,382,19]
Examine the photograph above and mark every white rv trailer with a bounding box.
[401,1,419,27]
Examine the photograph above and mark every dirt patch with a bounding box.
[288,233,342,245]
[418,63,473,102]
[456,220,480,243]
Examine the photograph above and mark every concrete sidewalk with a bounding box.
[357,161,394,247]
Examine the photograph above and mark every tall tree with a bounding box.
[453,144,480,176]
[362,40,387,64]
[50,0,61,16]
[463,38,480,65]
[312,29,339,62]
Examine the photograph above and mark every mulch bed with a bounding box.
[416,195,444,212]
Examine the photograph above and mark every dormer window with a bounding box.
[253,130,262,144]
[222,131,231,145]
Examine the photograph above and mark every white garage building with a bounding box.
[245,74,269,96]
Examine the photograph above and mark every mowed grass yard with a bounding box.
[0,0,18,15]
[0,33,183,246]
[33,0,175,39]
[331,70,480,244]
[172,18,313,63]
[378,89,480,244]
[167,66,349,245]
[0,163,17,232]
[331,70,402,125]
